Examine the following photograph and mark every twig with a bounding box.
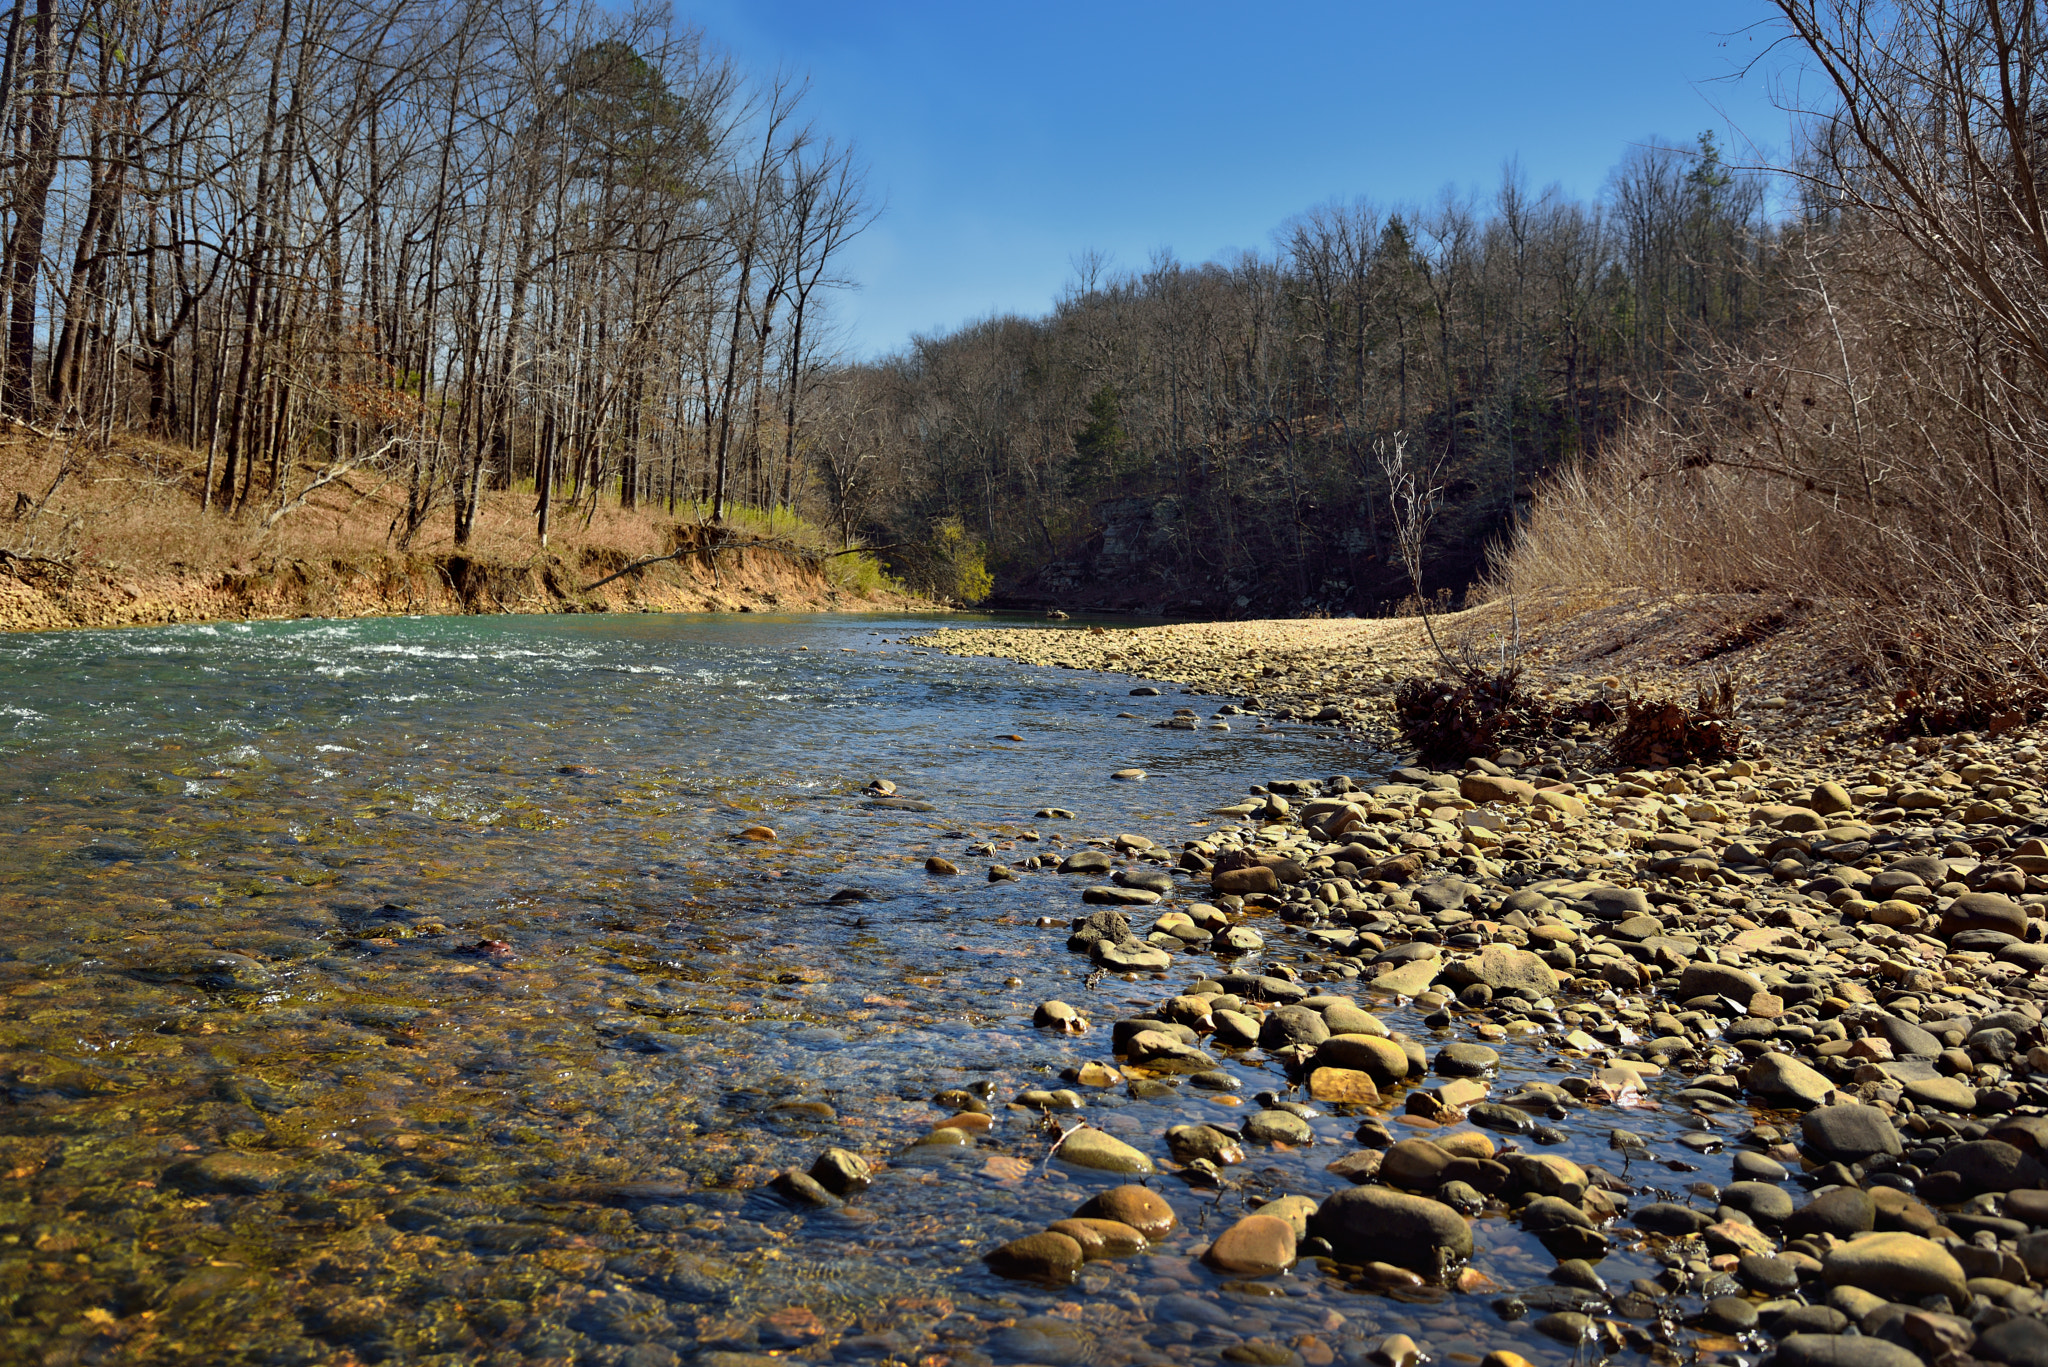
[260,439,400,532]
[1039,1119,1094,1175]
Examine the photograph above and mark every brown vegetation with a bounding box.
[0,431,916,629]
[1498,1,2048,724]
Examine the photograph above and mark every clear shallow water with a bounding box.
[0,614,1768,1367]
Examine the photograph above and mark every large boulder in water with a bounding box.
[1308,1186,1470,1273]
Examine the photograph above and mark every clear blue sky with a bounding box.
[684,1,1798,358]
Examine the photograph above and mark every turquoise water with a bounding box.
[0,614,1742,1367]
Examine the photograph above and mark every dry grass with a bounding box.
[0,429,889,588]
[1491,229,2048,708]
[0,428,913,629]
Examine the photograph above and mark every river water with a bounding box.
[0,614,1756,1367]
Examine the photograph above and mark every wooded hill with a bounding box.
[823,134,1777,614]
[0,0,866,559]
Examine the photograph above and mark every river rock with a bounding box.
[1213,866,1279,896]
[1789,1187,1876,1238]
[1033,1000,1088,1033]
[808,1148,872,1196]
[186,1151,296,1194]
[1874,1014,1943,1058]
[1720,1181,1795,1223]
[1940,892,2029,939]
[1059,849,1113,875]
[1121,1029,1211,1070]
[1447,945,1557,999]
[1822,1231,1967,1305]
[1383,1138,1452,1188]
[1461,774,1534,804]
[1634,1202,1714,1235]
[1083,885,1160,907]
[1206,1213,1296,1276]
[1435,1042,1499,1076]
[1075,1185,1177,1237]
[1309,1187,1472,1270]
[1313,1034,1411,1086]
[1977,1316,2048,1367]
[1243,1109,1313,1146]
[1094,940,1172,972]
[1045,1218,1148,1259]
[1747,1052,1835,1108]
[1308,1067,1380,1105]
[1928,1139,2047,1194]
[1904,1075,1978,1112]
[1373,958,1443,997]
[1679,962,1767,1000]
[1055,1129,1154,1174]
[1255,1005,1329,1050]
[1322,1001,1384,1036]
[1772,1334,1924,1367]
[985,1231,1082,1282]
[1802,1104,1904,1162]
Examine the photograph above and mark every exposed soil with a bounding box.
[0,536,926,632]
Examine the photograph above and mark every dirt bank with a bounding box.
[0,534,928,632]
[0,433,931,631]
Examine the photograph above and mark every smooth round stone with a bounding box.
[1769,1306,1851,1336]
[1733,1151,1789,1181]
[1075,1184,1177,1238]
[1054,1129,1155,1174]
[1822,1230,1968,1304]
[1243,1109,1313,1146]
[1468,1103,1535,1134]
[1789,1186,1876,1238]
[1720,1181,1795,1223]
[1905,1075,1980,1112]
[1772,1333,1925,1367]
[1046,1217,1148,1260]
[985,1231,1082,1282]
[1205,1213,1296,1276]
[1382,1138,1452,1188]
[1737,1254,1802,1294]
[1702,1296,1758,1332]
[1434,1042,1500,1077]
[990,1316,1094,1364]
[1308,1186,1472,1268]
[1802,1103,1905,1162]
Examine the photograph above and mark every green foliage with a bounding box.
[552,41,707,195]
[1067,384,1127,493]
[930,516,992,604]
[668,500,900,596]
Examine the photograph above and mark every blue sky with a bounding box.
[684,1,1800,358]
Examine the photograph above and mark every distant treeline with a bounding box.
[823,134,1778,611]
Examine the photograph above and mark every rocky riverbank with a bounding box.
[889,611,2048,1367]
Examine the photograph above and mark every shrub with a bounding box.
[1607,678,1745,766]
[1393,666,1547,765]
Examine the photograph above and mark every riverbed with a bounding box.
[0,613,1770,1367]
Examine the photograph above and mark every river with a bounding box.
[0,613,1745,1367]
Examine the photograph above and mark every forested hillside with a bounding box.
[0,0,865,559]
[825,136,1777,614]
